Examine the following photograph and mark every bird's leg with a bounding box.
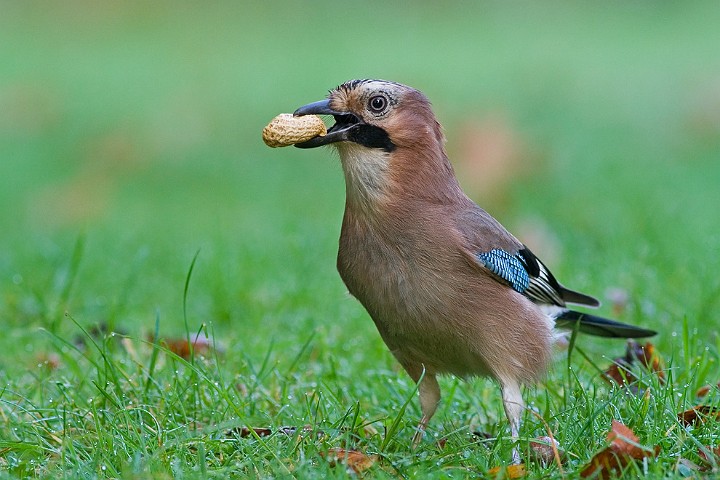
[500,379,524,465]
[406,366,440,448]
[411,416,430,448]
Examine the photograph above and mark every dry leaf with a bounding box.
[678,406,720,426]
[696,385,712,398]
[603,363,628,387]
[35,352,61,371]
[235,427,273,438]
[322,448,377,474]
[603,341,665,391]
[605,421,655,459]
[698,445,720,467]
[487,464,527,478]
[232,425,317,439]
[696,382,720,398]
[528,436,563,465]
[151,332,214,359]
[580,420,659,479]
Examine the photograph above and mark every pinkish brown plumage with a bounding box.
[290,79,655,462]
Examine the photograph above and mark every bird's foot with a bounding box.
[411,429,424,449]
[411,415,429,449]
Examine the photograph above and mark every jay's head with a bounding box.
[293,79,445,154]
[293,79,457,206]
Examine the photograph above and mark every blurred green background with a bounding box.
[0,1,720,367]
[2,1,720,477]
[1,0,719,377]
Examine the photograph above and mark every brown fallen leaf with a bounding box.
[528,436,564,465]
[231,425,318,439]
[580,420,659,479]
[605,421,657,459]
[698,445,720,468]
[678,405,720,426]
[487,464,527,478]
[150,332,215,359]
[603,341,665,391]
[234,427,273,438]
[321,448,377,474]
[696,382,720,398]
[35,352,61,371]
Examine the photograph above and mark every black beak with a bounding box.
[292,99,362,149]
[293,99,342,117]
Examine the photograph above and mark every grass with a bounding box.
[1,1,720,478]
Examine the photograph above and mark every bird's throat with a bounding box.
[337,143,392,214]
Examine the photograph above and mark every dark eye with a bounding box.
[368,95,388,113]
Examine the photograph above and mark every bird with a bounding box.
[290,79,656,462]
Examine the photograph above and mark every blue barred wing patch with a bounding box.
[476,249,530,293]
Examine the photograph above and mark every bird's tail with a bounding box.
[555,310,656,338]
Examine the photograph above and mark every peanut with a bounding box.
[262,113,326,148]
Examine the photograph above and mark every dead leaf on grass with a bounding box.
[321,448,377,474]
[234,427,273,438]
[603,341,665,391]
[698,445,720,468]
[696,382,720,398]
[231,425,321,439]
[528,436,564,465]
[580,420,659,479]
[34,352,61,371]
[487,464,527,478]
[150,332,216,359]
[678,405,720,426]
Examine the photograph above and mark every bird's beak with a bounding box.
[293,99,362,149]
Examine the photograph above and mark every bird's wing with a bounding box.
[474,247,654,336]
[456,208,599,308]
[475,246,574,307]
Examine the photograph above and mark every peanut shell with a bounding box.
[262,113,326,148]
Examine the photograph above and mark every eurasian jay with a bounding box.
[291,79,656,461]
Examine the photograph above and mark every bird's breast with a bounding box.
[337,207,475,344]
[336,205,555,381]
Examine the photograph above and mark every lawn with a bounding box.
[1,1,719,478]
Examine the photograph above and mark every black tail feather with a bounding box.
[558,286,601,308]
[555,310,656,338]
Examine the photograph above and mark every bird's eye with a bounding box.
[368,95,388,113]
